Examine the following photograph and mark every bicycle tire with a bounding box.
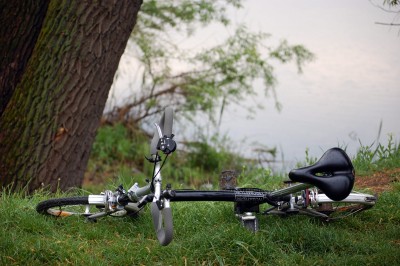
[36,196,141,218]
[264,191,376,220]
[36,196,94,217]
[316,192,377,220]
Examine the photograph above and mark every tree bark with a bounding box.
[0,0,142,192]
[0,0,50,116]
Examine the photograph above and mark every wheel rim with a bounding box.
[46,204,100,217]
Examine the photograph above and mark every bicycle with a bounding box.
[36,107,377,246]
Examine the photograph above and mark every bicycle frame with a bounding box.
[92,108,359,245]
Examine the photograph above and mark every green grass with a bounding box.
[352,134,400,176]
[2,124,400,265]
[1,188,399,265]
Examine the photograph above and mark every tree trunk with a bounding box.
[0,0,50,116]
[0,0,142,192]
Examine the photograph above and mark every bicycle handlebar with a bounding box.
[149,107,175,245]
[151,202,173,246]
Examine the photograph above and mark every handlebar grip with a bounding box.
[150,107,174,155]
[150,202,173,246]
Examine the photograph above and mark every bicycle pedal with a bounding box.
[238,212,259,232]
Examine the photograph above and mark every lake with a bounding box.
[215,0,400,170]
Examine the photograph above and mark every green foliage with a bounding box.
[353,134,400,175]
[185,133,244,172]
[91,124,133,162]
[139,0,242,31]
[88,123,249,189]
[91,123,151,164]
[238,166,284,190]
[293,136,400,176]
[86,124,153,189]
[177,26,313,118]
[107,0,314,126]
[296,148,318,168]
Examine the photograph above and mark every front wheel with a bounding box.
[36,196,92,217]
[36,196,141,218]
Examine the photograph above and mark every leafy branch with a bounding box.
[104,0,314,128]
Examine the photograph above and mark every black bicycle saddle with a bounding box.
[289,148,355,201]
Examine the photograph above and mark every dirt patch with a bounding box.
[355,168,400,194]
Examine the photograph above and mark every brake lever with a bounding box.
[154,123,163,138]
[154,123,176,155]
[136,194,154,208]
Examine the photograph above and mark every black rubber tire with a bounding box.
[323,202,374,220]
[36,196,142,218]
[36,196,90,216]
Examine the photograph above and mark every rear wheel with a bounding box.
[263,191,377,220]
[317,192,377,220]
